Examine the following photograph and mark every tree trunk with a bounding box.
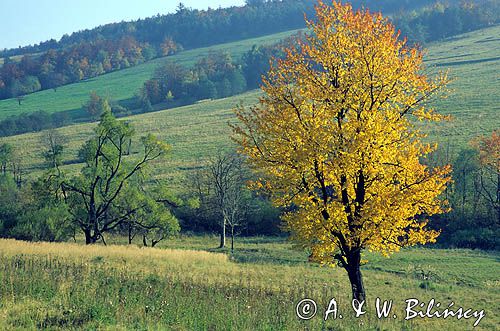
[231,227,234,253]
[84,230,98,245]
[219,217,226,248]
[84,228,92,245]
[346,250,366,302]
[128,224,133,244]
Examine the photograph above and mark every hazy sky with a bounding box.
[1,0,246,50]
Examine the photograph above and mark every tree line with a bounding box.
[0,116,497,250]
[0,110,279,248]
[0,37,290,137]
[0,36,181,101]
[3,0,427,58]
[137,35,297,111]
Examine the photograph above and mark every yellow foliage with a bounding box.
[233,1,451,267]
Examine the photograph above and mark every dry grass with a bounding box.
[0,238,228,267]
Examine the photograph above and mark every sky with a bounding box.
[1,0,246,50]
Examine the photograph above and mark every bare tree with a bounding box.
[474,130,500,225]
[11,157,23,188]
[208,152,247,250]
[224,179,248,252]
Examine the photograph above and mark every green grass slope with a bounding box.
[423,25,500,150]
[0,30,300,120]
[1,25,499,186]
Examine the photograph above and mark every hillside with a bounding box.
[0,30,299,120]
[1,25,499,186]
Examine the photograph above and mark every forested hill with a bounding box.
[0,0,498,102]
[0,0,471,58]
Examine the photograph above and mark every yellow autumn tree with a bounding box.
[232,1,451,301]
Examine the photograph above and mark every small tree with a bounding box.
[473,130,500,224]
[15,95,25,106]
[41,130,64,173]
[60,110,169,244]
[120,185,180,246]
[224,178,248,253]
[160,37,180,56]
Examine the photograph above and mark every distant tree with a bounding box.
[142,79,163,105]
[154,62,187,99]
[208,152,247,249]
[47,72,65,92]
[83,91,111,120]
[160,37,180,56]
[142,43,157,61]
[473,130,500,224]
[10,152,24,188]
[40,130,64,173]
[217,78,232,98]
[229,69,247,95]
[197,78,218,100]
[15,95,25,106]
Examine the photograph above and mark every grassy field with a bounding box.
[0,30,300,120]
[0,90,260,185]
[0,236,498,330]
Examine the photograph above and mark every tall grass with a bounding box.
[0,238,498,330]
